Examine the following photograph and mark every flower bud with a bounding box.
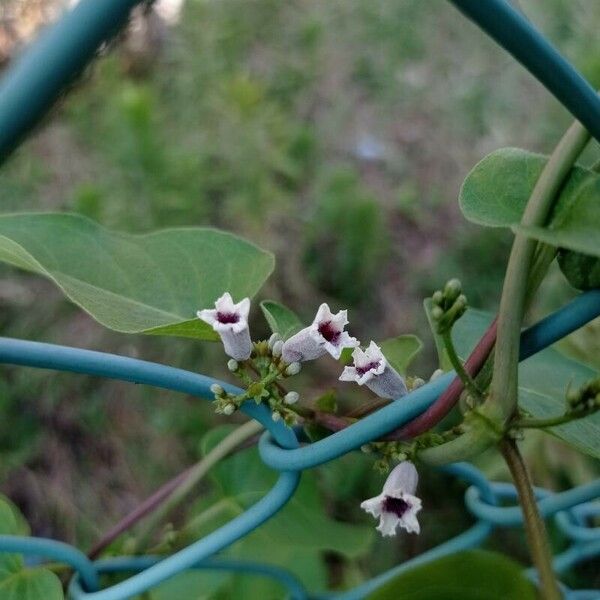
[444,278,462,302]
[222,403,235,416]
[268,333,282,348]
[271,340,284,357]
[285,362,302,376]
[284,391,299,405]
[210,383,224,396]
[432,290,443,306]
[431,306,444,321]
[429,368,444,381]
[271,411,281,422]
[227,359,239,372]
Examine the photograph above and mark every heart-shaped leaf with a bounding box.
[380,334,423,375]
[0,213,274,340]
[459,148,594,229]
[367,550,535,600]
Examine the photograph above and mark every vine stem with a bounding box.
[499,439,561,600]
[441,330,482,398]
[134,419,264,552]
[88,420,263,559]
[488,120,591,423]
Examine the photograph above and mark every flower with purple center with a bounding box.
[281,303,359,363]
[361,461,422,537]
[339,341,408,399]
[197,292,252,361]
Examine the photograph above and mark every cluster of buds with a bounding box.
[567,378,600,414]
[430,278,467,334]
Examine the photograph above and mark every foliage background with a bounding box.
[0,0,599,597]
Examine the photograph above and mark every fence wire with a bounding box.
[0,0,599,598]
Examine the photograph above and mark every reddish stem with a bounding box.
[87,467,193,560]
[388,317,498,441]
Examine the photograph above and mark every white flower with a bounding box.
[361,461,422,537]
[281,303,359,363]
[339,341,408,399]
[197,293,252,361]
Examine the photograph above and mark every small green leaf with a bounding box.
[0,497,63,600]
[0,213,274,340]
[367,550,536,600]
[259,300,303,339]
[315,389,337,413]
[380,334,423,375]
[452,308,600,458]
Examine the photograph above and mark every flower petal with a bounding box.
[383,461,419,496]
[360,494,385,518]
[377,512,399,537]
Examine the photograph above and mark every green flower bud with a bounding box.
[444,278,462,301]
[432,290,443,306]
[431,306,444,321]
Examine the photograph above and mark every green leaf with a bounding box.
[380,334,423,375]
[514,171,600,259]
[259,300,303,339]
[0,213,274,339]
[459,147,594,229]
[452,308,600,458]
[315,389,337,413]
[0,496,63,600]
[459,148,600,265]
[367,550,536,600]
[181,426,375,597]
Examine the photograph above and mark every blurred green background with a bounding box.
[0,0,599,597]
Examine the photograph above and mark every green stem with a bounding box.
[441,330,482,398]
[515,407,592,429]
[134,420,263,552]
[499,439,561,599]
[488,121,591,424]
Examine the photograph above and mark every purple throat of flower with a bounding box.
[382,495,410,518]
[355,360,381,376]
[318,320,341,344]
[217,312,240,324]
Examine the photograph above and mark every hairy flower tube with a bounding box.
[197,292,252,360]
[339,341,408,399]
[281,303,359,363]
[361,461,422,537]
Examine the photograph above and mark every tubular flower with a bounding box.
[361,461,422,537]
[197,293,252,360]
[339,341,408,399]
[282,303,359,363]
